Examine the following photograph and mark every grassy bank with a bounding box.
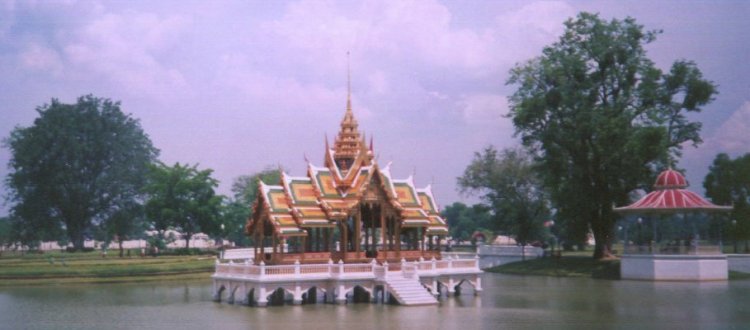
[487,256,750,281]
[0,251,216,286]
[486,256,621,279]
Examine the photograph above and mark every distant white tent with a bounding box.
[492,235,516,245]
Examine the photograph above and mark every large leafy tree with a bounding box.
[458,147,549,245]
[144,162,222,249]
[507,13,716,258]
[5,95,158,251]
[704,153,750,252]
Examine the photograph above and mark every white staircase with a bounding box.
[385,277,438,306]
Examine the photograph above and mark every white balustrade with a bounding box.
[213,256,479,280]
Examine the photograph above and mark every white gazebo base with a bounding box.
[621,254,727,281]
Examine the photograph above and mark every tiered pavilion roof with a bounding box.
[246,84,447,264]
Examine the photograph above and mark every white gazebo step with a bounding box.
[385,275,437,306]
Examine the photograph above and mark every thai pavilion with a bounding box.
[213,80,480,307]
[245,90,449,266]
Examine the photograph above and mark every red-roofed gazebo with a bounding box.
[614,169,732,214]
[614,168,733,281]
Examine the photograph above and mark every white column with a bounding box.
[447,278,455,295]
[336,284,347,304]
[227,284,236,304]
[293,284,303,305]
[257,286,268,307]
[474,276,482,295]
[237,285,248,305]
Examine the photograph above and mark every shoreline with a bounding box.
[5,253,749,287]
[0,271,214,287]
[0,252,217,287]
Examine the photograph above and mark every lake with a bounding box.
[1,274,749,329]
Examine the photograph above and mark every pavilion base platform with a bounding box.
[212,257,482,307]
[621,254,728,281]
[728,254,750,273]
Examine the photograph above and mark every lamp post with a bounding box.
[732,219,738,253]
[546,220,557,257]
[549,220,557,256]
[637,217,643,252]
[718,216,723,253]
[220,223,225,248]
[624,222,629,253]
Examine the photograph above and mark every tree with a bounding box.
[231,167,282,207]
[458,146,549,245]
[0,217,11,251]
[4,95,158,251]
[217,167,282,246]
[704,153,750,252]
[441,202,493,242]
[507,13,717,258]
[103,200,146,257]
[144,162,222,249]
[219,200,250,247]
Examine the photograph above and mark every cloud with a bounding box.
[489,1,575,68]
[212,52,373,120]
[459,93,510,126]
[680,101,750,191]
[56,11,192,97]
[457,93,517,148]
[19,43,62,73]
[263,0,494,76]
[0,0,16,40]
[707,101,750,153]
[367,70,389,95]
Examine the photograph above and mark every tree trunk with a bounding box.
[119,240,124,258]
[592,221,614,259]
[185,234,191,249]
[71,233,85,252]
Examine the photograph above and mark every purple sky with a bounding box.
[1,1,749,216]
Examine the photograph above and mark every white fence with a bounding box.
[213,256,481,281]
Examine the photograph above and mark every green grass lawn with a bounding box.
[488,255,750,281]
[487,256,622,279]
[0,251,216,286]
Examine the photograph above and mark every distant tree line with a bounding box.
[705,153,750,252]
[2,95,273,254]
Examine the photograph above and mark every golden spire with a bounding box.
[346,51,352,113]
[332,51,364,172]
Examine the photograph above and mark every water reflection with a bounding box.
[2,275,750,329]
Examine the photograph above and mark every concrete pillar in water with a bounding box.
[447,278,456,295]
[336,284,347,304]
[474,276,483,296]
[257,286,268,307]
[293,285,303,305]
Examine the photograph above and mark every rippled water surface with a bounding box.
[2,274,750,329]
